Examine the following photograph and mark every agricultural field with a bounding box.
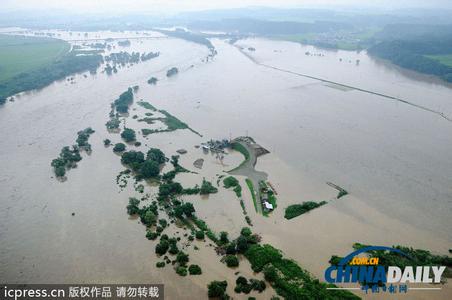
[0,34,70,82]
[426,54,452,67]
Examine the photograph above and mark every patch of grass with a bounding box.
[246,179,258,212]
[137,100,157,111]
[284,201,327,220]
[425,54,452,67]
[0,34,70,82]
[228,142,250,172]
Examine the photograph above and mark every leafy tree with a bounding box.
[142,210,157,226]
[219,231,229,244]
[55,166,66,177]
[195,231,205,240]
[103,139,111,146]
[176,251,189,266]
[224,255,239,267]
[113,143,126,152]
[140,159,160,178]
[236,236,249,253]
[176,266,187,276]
[200,178,218,194]
[207,281,228,298]
[121,128,136,142]
[147,148,166,163]
[241,227,252,237]
[188,264,202,275]
[127,197,140,215]
[155,240,169,255]
[182,202,195,217]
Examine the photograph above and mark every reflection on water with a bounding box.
[0,31,451,299]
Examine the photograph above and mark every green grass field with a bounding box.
[0,34,70,82]
[425,54,452,67]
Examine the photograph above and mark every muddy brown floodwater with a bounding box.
[0,30,451,299]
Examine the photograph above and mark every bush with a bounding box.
[140,159,160,178]
[207,281,227,298]
[113,143,126,152]
[176,266,187,276]
[176,251,189,266]
[223,176,239,188]
[155,240,169,255]
[195,231,205,240]
[200,178,218,194]
[121,128,136,142]
[241,227,252,237]
[146,231,159,240]
[147,148,166,164]
[156,262,165,268]
[224,255,239,267]
[188,264,202,275]
[219,231,229,244]
[126,197,140,215]
[284,201,327,220]
[103,139,111,146]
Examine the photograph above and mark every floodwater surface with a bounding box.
[0,30,451,299]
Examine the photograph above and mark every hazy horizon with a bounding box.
[2,0,452,15]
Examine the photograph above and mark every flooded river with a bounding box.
[0,30,451,299]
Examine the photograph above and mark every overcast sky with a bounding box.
[3,0,452,14]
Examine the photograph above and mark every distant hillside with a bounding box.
[368,26,452,82]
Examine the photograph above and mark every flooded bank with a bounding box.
[0,30,451,299]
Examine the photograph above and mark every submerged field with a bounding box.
[0,34,70,81]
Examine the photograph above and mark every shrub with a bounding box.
[103,139,111,146]
[126,197,140,215]
[224,255,239,267]
[176,266,187,276]
[195,231,205,240]
[207,281,227,298]
[156,262,165,268]
[200,178,218,194]
[188,264,202,275]
[121,128,136,142]
[155,240,169,255]
[146,231,159,240]
[113,143,126,152]
[284,201,327,220]
[176,251,189,266]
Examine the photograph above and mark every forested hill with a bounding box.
[368,26,452,83]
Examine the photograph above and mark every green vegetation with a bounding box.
[147,77,158,84]
[284,201,327,219]
[121,128,136,142]
[244,243,358,299]
[207,281,228,299]
[200,178,218,195]
[0,35,102,104]
[229,142,250,172]
[224,255,239,267]
[76,127,95,151]
[137,100,157,111]
[426,54,452,67]
[51,128,94,178]
[235,277,266,294]
[137,101,201,136]
[176,266,188,276]
[195,231,205,240]
[188,264,202,275]
[330,243,452,279]
[245,179,258,212]
[113,143,126,152]
[103,139,111,146]
[105,117,121,130]
[368,37,452,82]
[166,67,179,77]
[156,262,165,268]
[113,88,134,113]
[223,176,242,197]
